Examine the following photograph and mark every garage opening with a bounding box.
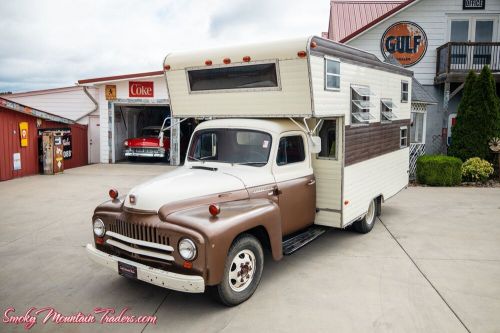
[114,105,170,162]
[113,104,197,164]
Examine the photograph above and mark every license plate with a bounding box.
[118,262,137,279]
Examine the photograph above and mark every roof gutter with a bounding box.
[75,86,99,122]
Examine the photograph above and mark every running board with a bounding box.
[282,226,327,255]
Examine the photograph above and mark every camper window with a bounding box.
[351,85,375,124]
[400,126,408,148]
[325,59,340,90]
[187,62,279,92]
[318,120,337,159]
[401,81,409,102]
[381,99,398,122]
[276,135,305,166]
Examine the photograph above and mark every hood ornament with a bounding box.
[129,194,137,205]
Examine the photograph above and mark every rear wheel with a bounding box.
[211,234,264,306]
[353,198,377,234]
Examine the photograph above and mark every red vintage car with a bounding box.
[123,126,170,160]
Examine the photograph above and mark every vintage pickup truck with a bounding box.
[87,36,411,306]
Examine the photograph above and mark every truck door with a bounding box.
[273,132,316,236]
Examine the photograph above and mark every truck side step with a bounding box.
[282,226,327,255]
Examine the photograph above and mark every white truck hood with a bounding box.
[124,165,262,212]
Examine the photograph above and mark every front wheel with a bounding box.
[353,198,377,234]
[211,234,264,306]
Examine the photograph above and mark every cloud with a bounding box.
[0,0,330,92]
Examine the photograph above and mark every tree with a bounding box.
[448,66,500,162]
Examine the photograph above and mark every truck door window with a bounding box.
[318,120,337,159]
[193,132,217,160]
[276,135,305,166]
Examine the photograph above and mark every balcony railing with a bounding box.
[436,42,500,77]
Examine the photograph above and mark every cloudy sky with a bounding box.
[0,0,330,92]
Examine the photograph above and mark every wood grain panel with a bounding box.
[345,120,410,166]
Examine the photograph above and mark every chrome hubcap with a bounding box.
[228,249,256,292]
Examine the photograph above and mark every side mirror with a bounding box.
[308,136,321,154]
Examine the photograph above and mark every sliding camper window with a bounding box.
[187,62,279,92]
[401,81,409,102]
[351,85,375,125]
[380,99,398,123]
[325,59,340,90]
[276,135,305,166]
[317,120,337,159]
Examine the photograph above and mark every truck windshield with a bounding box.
[188,129,272,167]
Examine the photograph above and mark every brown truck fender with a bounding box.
[159,198,283,286]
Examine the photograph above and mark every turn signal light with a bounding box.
[205,59,213,66]
[109,188,119,200]
[96,237,104,245]
[164,64,171,71]
[242,56,251,62]
[223,58,231,64]
[297,51,307,58]
[209,204,220,217]
[183,261,193,269]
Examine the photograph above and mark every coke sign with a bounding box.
[129,81,154,97]
[380,21,427,67]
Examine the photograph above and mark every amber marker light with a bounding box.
[344,200,350,206]
[297,50,307,58]
[109,188,119,200]
[183,261,193,269]
[209,203,221,217]
[96,237,104,245]
[223,58,231,64]
[242,56,251,62]
[164,64,171,70]
[310,41,317,48]
[205,59,213,66]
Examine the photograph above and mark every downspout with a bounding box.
[75,86,99,122]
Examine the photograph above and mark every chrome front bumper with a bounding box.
[86,244,205,293]
[124,148,166,158]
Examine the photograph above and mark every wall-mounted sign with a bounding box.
[129,81,154,98]
[463,0,485,10]
[38,128,72,160]
[19,122,29,147]
[380,21,428,67]
[105,85,117,100]
[13,153,21,171]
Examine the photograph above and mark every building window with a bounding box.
[410,112,425,144]
[276,135,305,166]
[187,62,279,92]
[381,99,398,122]
[351,85,374,124]
[318,120,337,159]
[325,59,340,90]
[401,81,409,102]
[400,126,408,148]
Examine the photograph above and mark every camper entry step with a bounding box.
[282,226,327,255]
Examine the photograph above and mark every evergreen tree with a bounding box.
[448,66,500,161]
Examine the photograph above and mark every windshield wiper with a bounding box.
[236,161,267,166]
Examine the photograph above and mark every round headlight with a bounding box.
[178,238,197,261]
[93,218,105,237]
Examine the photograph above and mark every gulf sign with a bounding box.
[380,21,427,67]
[129,81,154,97]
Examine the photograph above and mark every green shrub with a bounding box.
[462,157,494,182]
[416,155,462,186]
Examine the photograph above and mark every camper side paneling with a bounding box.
[166,59,312,118]
[309,55,411,123]
[343,148,409,224]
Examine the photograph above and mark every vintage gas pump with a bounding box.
[42,131,64,175]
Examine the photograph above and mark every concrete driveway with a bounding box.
[0,164,499,333]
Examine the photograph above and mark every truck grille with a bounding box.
[109,218,169,245]
[106,219,174,262]
[132,147,159,153]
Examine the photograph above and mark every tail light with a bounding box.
[209,204,220,217]
[109,188,119,200]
